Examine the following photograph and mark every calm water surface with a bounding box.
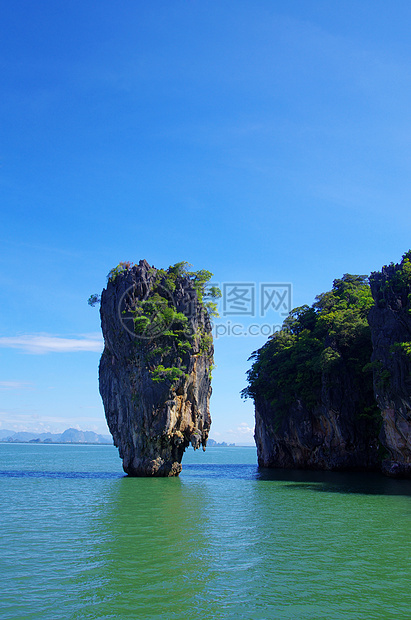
[0,444,410,619]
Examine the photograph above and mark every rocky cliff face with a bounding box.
[369,255,411,477]
[254,365,380,471]
[99,260,214,476]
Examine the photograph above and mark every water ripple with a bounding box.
[0,470,123,479]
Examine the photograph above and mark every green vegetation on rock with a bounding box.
[107,260,135,283]
[118,261,220,388]
[90,261,220,387]
[242,274,378,426]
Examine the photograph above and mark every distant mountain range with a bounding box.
[0,428,237,447]
[207,439,236,447]
[0,427,113,444]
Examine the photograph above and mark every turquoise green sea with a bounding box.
[0,443,410,620]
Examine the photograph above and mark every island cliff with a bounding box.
[98,260,217,476]
[368,252,411,477]
[243,274,381,472]
[244,252,411,478]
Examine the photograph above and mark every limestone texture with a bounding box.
[369,259,411,477]
[254,368,380,472]
[99,260,213,476]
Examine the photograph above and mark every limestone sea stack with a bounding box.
[98,260,216,476]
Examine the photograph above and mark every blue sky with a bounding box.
[1,0,411,445]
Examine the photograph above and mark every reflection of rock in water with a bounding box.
[84,477,216,618]
[99,260,214,476]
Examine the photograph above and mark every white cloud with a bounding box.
[0,333,104,354]
[0,381,34,390]
[227,422,254,437]
[237,422,254,434]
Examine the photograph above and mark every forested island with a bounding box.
[243,251,411,478]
